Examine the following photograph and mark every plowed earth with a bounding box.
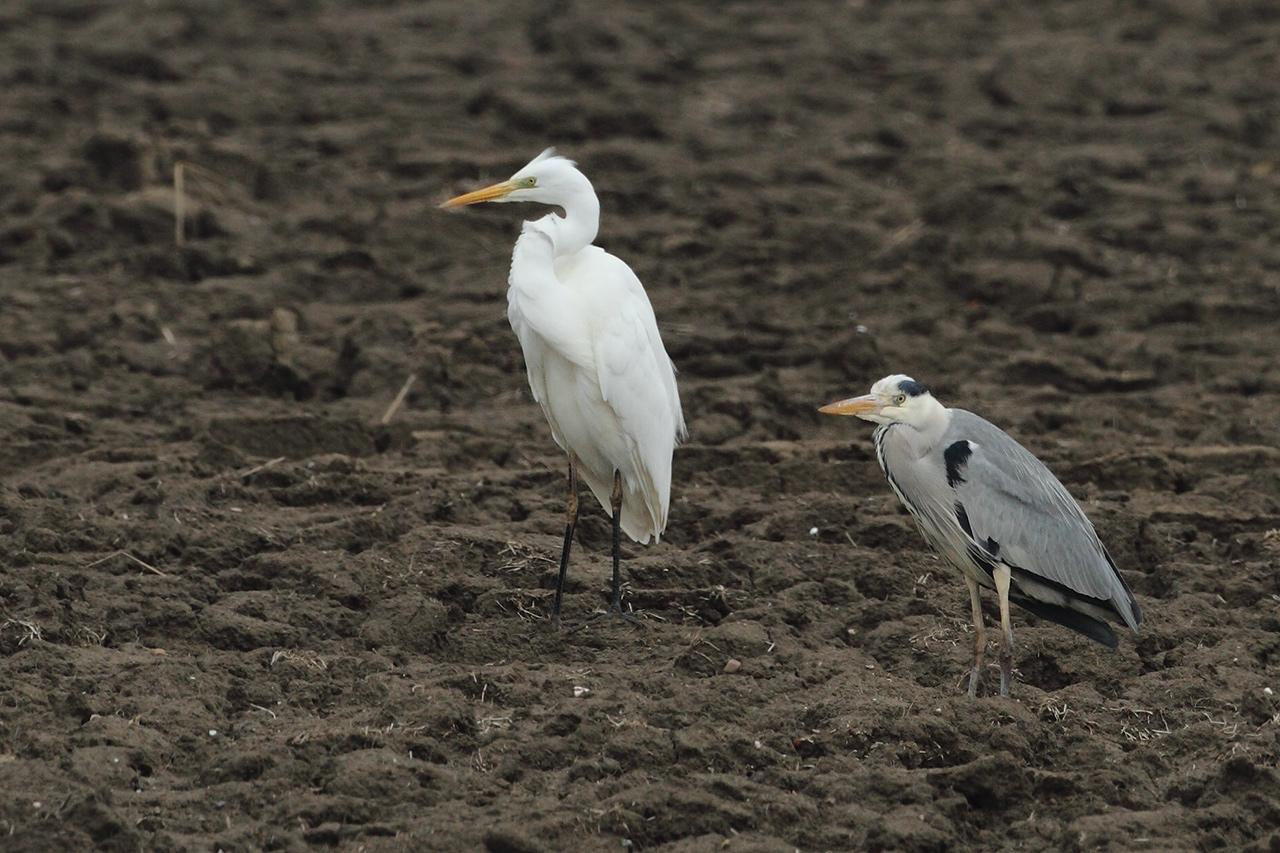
[1,1,1278,850]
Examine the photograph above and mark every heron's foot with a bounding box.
[966,666,983,698]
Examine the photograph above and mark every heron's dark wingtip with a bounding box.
[1127,596,1143,630]
[1012,595,1119,648]
[1102,546,1143,631]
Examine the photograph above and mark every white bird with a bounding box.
[821,375,1142,696]
[441,149,686,626]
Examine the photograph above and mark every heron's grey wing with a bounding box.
[945,411,1141,629]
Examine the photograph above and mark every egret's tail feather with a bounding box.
[578,468,661,544]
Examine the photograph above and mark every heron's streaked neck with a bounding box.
[532,180,599,258]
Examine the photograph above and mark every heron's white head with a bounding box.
[819,374,945,429]
[440,148,592,209]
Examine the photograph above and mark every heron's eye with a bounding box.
[521,177,537,188]
[893,394,906,405]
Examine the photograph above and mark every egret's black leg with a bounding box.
[568,470,643,631]
[608,469,624,613]
[965,576,986,698]
[993,565,1015,697]
[551,456,579,629]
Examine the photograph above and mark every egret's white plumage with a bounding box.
[442,149,685,621]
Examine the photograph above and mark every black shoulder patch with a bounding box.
[967,545,997,577]
[898,379,929,397]
[956,502,998,576]
[943,440,972,487]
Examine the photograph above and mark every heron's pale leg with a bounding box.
[965,575,986,698]
[993,564,1015,697]
[551,456,579,629]
[608,470,624,613]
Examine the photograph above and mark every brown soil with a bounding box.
[1,1,1279,851]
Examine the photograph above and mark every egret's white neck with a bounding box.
[527,178,599,258]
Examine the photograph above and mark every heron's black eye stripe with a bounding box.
[944,440,972,487]
[898,379,929,397]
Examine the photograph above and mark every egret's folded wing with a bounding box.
[589,254,685,532]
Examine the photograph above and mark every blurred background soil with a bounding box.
[0,0,1278,850]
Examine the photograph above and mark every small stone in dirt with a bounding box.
[723,658,742,673]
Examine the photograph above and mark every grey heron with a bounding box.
[820,374,1142,696]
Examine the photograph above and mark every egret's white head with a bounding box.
[819,374,944,428]
[440,148,591,209]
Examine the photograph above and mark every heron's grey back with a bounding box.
[944,410,1141,630]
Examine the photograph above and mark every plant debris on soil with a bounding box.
[1,1,1279,851]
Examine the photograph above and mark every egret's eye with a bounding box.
[521,177,538,188]
[893,394,906,406]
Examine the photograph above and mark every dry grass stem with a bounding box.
[173,162,185,245]
[380,373,417,424]
[236,456,287,480]
[173,159,262,246]
[84,550,168,577]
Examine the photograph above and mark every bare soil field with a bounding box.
[0,1,1278,850]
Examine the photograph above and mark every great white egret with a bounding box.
[820,375,1142,696]
[442,149,686,627]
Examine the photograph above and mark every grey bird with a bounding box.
[820,374,1142,696]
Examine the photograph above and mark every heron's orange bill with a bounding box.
[439,180,518,209]
[818,394,879,416]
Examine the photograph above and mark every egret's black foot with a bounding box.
[548,596,568,631]
[566,602,646,632]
